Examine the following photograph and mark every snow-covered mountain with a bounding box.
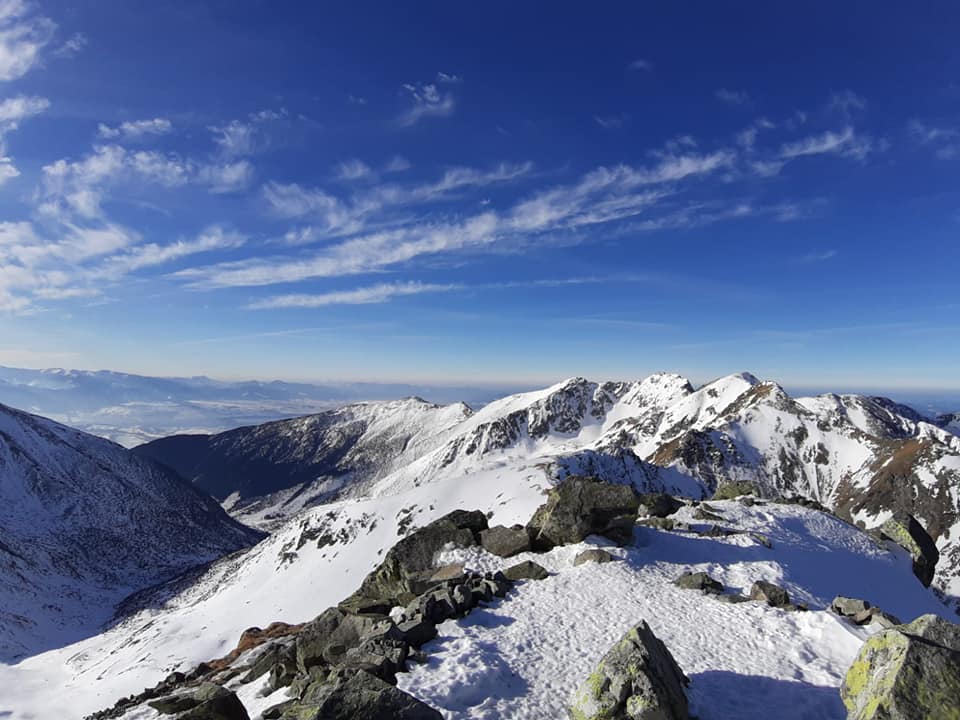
[2,372,959,719]
[140,372,960,595]
[0,402,262,661]
[134,397,474,528]
[936,411,960,436]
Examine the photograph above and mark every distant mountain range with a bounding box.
[0,365,525,447]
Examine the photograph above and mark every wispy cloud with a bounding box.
[0,0,56,81]
[779,126,874,161]
[180,150,734,290]
[384,155,411,173]
[399,79,456,126]
[0,94,50,183]
[51,31,86,58]
[209,108,285,157]
[828,90,866,118]
[715,88,750,105]
[248,281,459,309]
[594,113,629,130]
[628,59,652,71]
[336,158,374,181]
[97,118,172,141]
[908,119,960,159]
[799,249,837,263]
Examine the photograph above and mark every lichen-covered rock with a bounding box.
[503,560,549,581]
[342,509,488,609]
[832,596,871,617]
[527,476,640,550]
[749,580,791,608]
[480,525,532,557]
[674,571,723,594]
[174,684,249,720]
[570,620,690,720]
[573,549,614,566]
[841,614,960,720]
[879,513,940,587]
[284,668,443,719]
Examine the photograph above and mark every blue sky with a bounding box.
[0,1,958,389]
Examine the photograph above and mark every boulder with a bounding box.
[841,614,960,719]
[429,564,466,583]
[852,607,903,629]
[713,593,750,604]
[526,476,640,550]
[749,581,791,608]
[343,509,488,608]
[879,513,940,587]
[295,607,387,672]
[480,525,531,557]
[693,507,724,522]
[636,517,675,531]
[503,560,549,581]
[570,620,690,720]
[636,493,684,518]
[831,596,871,617]
[674,572,723,594]
[172,684,249,720]
[286,668,443,719]
[573,549,614,566]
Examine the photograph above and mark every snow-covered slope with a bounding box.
[134,397,473,528]
[937,411,960,436]
[0,402,262,661]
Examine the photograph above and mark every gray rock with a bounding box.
[693,507,724,522]
[342,510,488,608]
[503,560,549,581]
[841,614,960,720]
[674,571,723,594]
[295,607,387,672]
[480,525,532,557]
[285,668,443,719]
[749,580,791,608]
[570,620,690,720]
[429,563,466,583]
[712,481,759,500]
[636,493,684,518]
[176,684,249,720]
[879,513,940,587]
[831,596,871,617]
[526,476,640,550]
[573,549,614,566]
[749,532,772,548]
[851,607,903,629]
[397,618,437,648]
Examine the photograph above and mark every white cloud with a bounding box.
[198,160,254,193]
[594,113,629,129]
[779,126,874,161]
[248,281,458,309]
[97,117,172,141]
[209,118,256,157]
[909,119,960,159]
[736,117,775,151]
[336,158,373,181]
[829,90,866,117]
[102,225,245,274]
[715,88,750,105]
[182,151,733,290]
[52,31,85,58]
[436,72,462,84]
[384,155,411,173]
[399,81,455,126]
[0,0,55,81]
[0,94,48,122]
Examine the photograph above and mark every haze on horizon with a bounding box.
[0,2,958,391]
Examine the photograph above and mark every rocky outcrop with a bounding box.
[841,614,960,719]
[283,668,443,719]
[149,683,249,719]
[480,525,532,557]
[570,620,690,720]
[527,476,640,550]
[674,572,723,594]
[636,493,684,518]
[341,509,488,610]
[830,596,902,629]
[878,513,940,587]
